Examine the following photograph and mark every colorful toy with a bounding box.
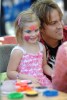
[15,81,32,92]
[8,92,24,99]
[25,90,38,96]
[43,90,58,97]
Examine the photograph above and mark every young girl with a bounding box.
[7,9,52,88]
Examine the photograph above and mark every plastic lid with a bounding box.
[43,90,58,97]
[26,90,38,96]
[35,86,47,89]
[8,92,24,99]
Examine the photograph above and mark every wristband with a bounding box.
[16,73,20,79]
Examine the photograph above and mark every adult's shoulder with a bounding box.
[63,25,67,31]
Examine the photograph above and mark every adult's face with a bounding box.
[42,9,64,41]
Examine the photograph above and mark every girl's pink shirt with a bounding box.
[11,43,52,88]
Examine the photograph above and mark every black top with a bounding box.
[44,41,61,69]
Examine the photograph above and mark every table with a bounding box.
[1,92,67,100]
[1,80,67,100]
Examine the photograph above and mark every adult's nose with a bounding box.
[57,21,63,29]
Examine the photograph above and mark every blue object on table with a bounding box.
[43,90,58,97]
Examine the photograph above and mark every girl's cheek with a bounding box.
[24,35,30,41]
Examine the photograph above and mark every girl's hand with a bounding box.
[30,77,39,84]
[30,77,41,87]
[19,73,40,86]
